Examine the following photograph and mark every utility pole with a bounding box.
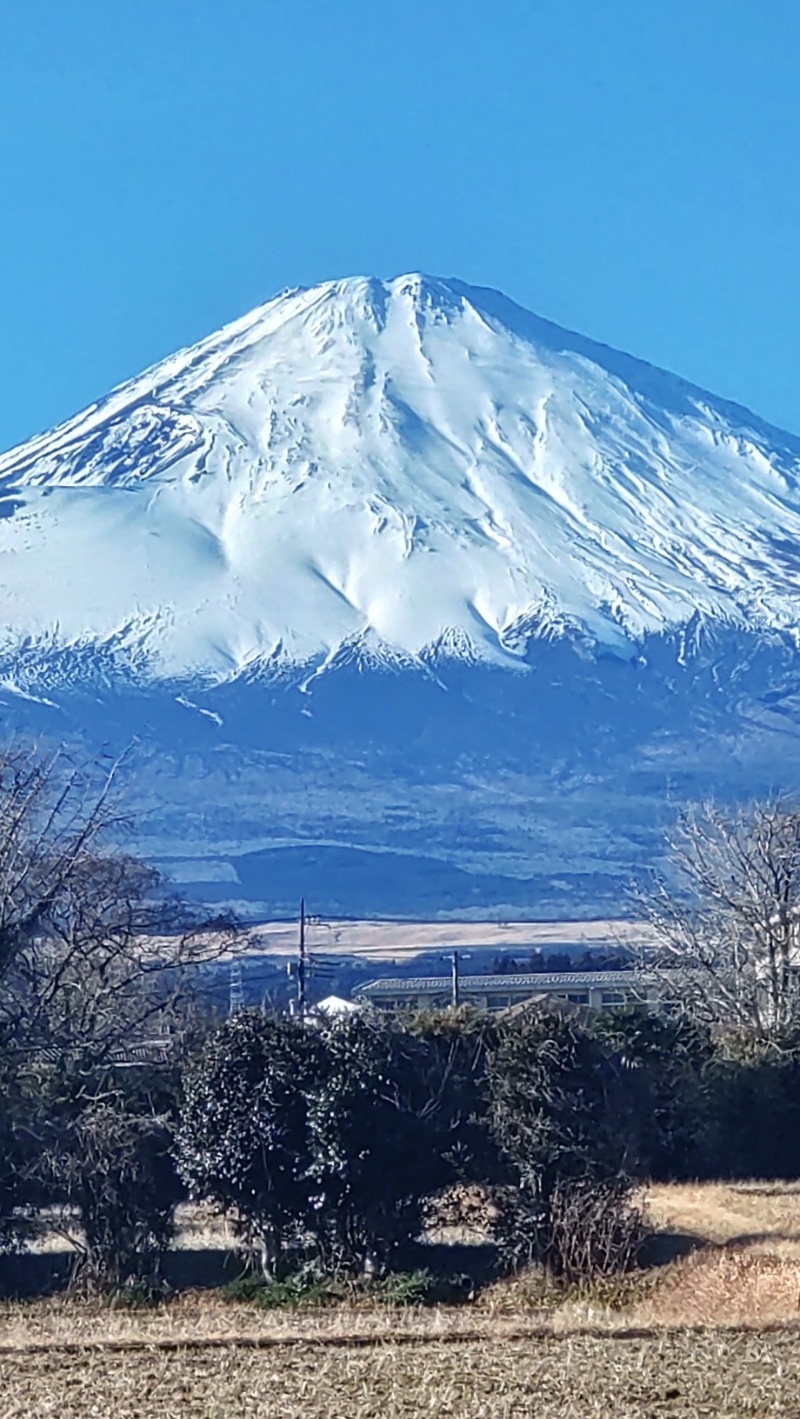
[450,949,460,1008]
[229,958,245,1014]
[297,897,307,1018]
[440,949,465,1008]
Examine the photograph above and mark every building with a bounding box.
[311,994,359,1017]
[355,970,658,1013]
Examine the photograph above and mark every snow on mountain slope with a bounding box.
[2,273,800,686]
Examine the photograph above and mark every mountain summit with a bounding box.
[3,273,800,688]
[4,275,800,917]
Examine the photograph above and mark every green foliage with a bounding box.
[485,1008,642,1275]
[707,1028,800,1179]
[592,1007,714,1180]
[590,1008,800,1183]
[221,1265,455,1309]
[222,1268,341,1308]
[15,978,800,1297]
[486,1008,638,1193]
[179,1006,654,1285]
[405,1006,503,1187]
[177,1011,444,1277]
[371,1267,436,1305]
[298,1013,440,1274]
[176,1011,322,1277]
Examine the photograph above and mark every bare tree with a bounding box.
[0,742,234,1064]
[637,798,800,1036]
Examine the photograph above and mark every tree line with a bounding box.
[4,995,800,1293]
[3,744,800,1296]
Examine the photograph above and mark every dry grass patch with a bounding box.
[1,1328,800,1418]
[637,1248,800,1328]
[0,1293,532,1352]
[476,1180,800,1330]
[624,1180,800,1329]
[643,1180,800,1255]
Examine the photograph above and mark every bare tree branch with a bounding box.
[0,743,238,1065]
[634,798,800,1035]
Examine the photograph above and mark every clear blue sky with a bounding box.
[2,0,800,451]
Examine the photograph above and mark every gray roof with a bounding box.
[356,970,650,996]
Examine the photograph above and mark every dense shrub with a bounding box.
[706,1028,800,1180]
[177,1011,444,1277]
[592,1010,800,1183]
[404,1007,503,1188]
[39,1066,181,1291]
[12,988,800,1294]
[176,1012,321,1278]
[486,1009,639,1190]
[592,1007,714,1180]
[485,1008,643,1274]
[305,1013,441,1274]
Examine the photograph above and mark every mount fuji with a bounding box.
[3,273,800,918]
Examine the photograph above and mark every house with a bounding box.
[354,969,658,1013]
[312,994,359,1017]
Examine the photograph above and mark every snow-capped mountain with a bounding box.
[3,273,800,686]
[3,274,800,917]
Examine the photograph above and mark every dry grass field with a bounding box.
[4,1180,800,1417]
[3,1325,800,1419]
[230,917,647,961]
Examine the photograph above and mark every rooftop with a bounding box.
[356,970,650,995]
